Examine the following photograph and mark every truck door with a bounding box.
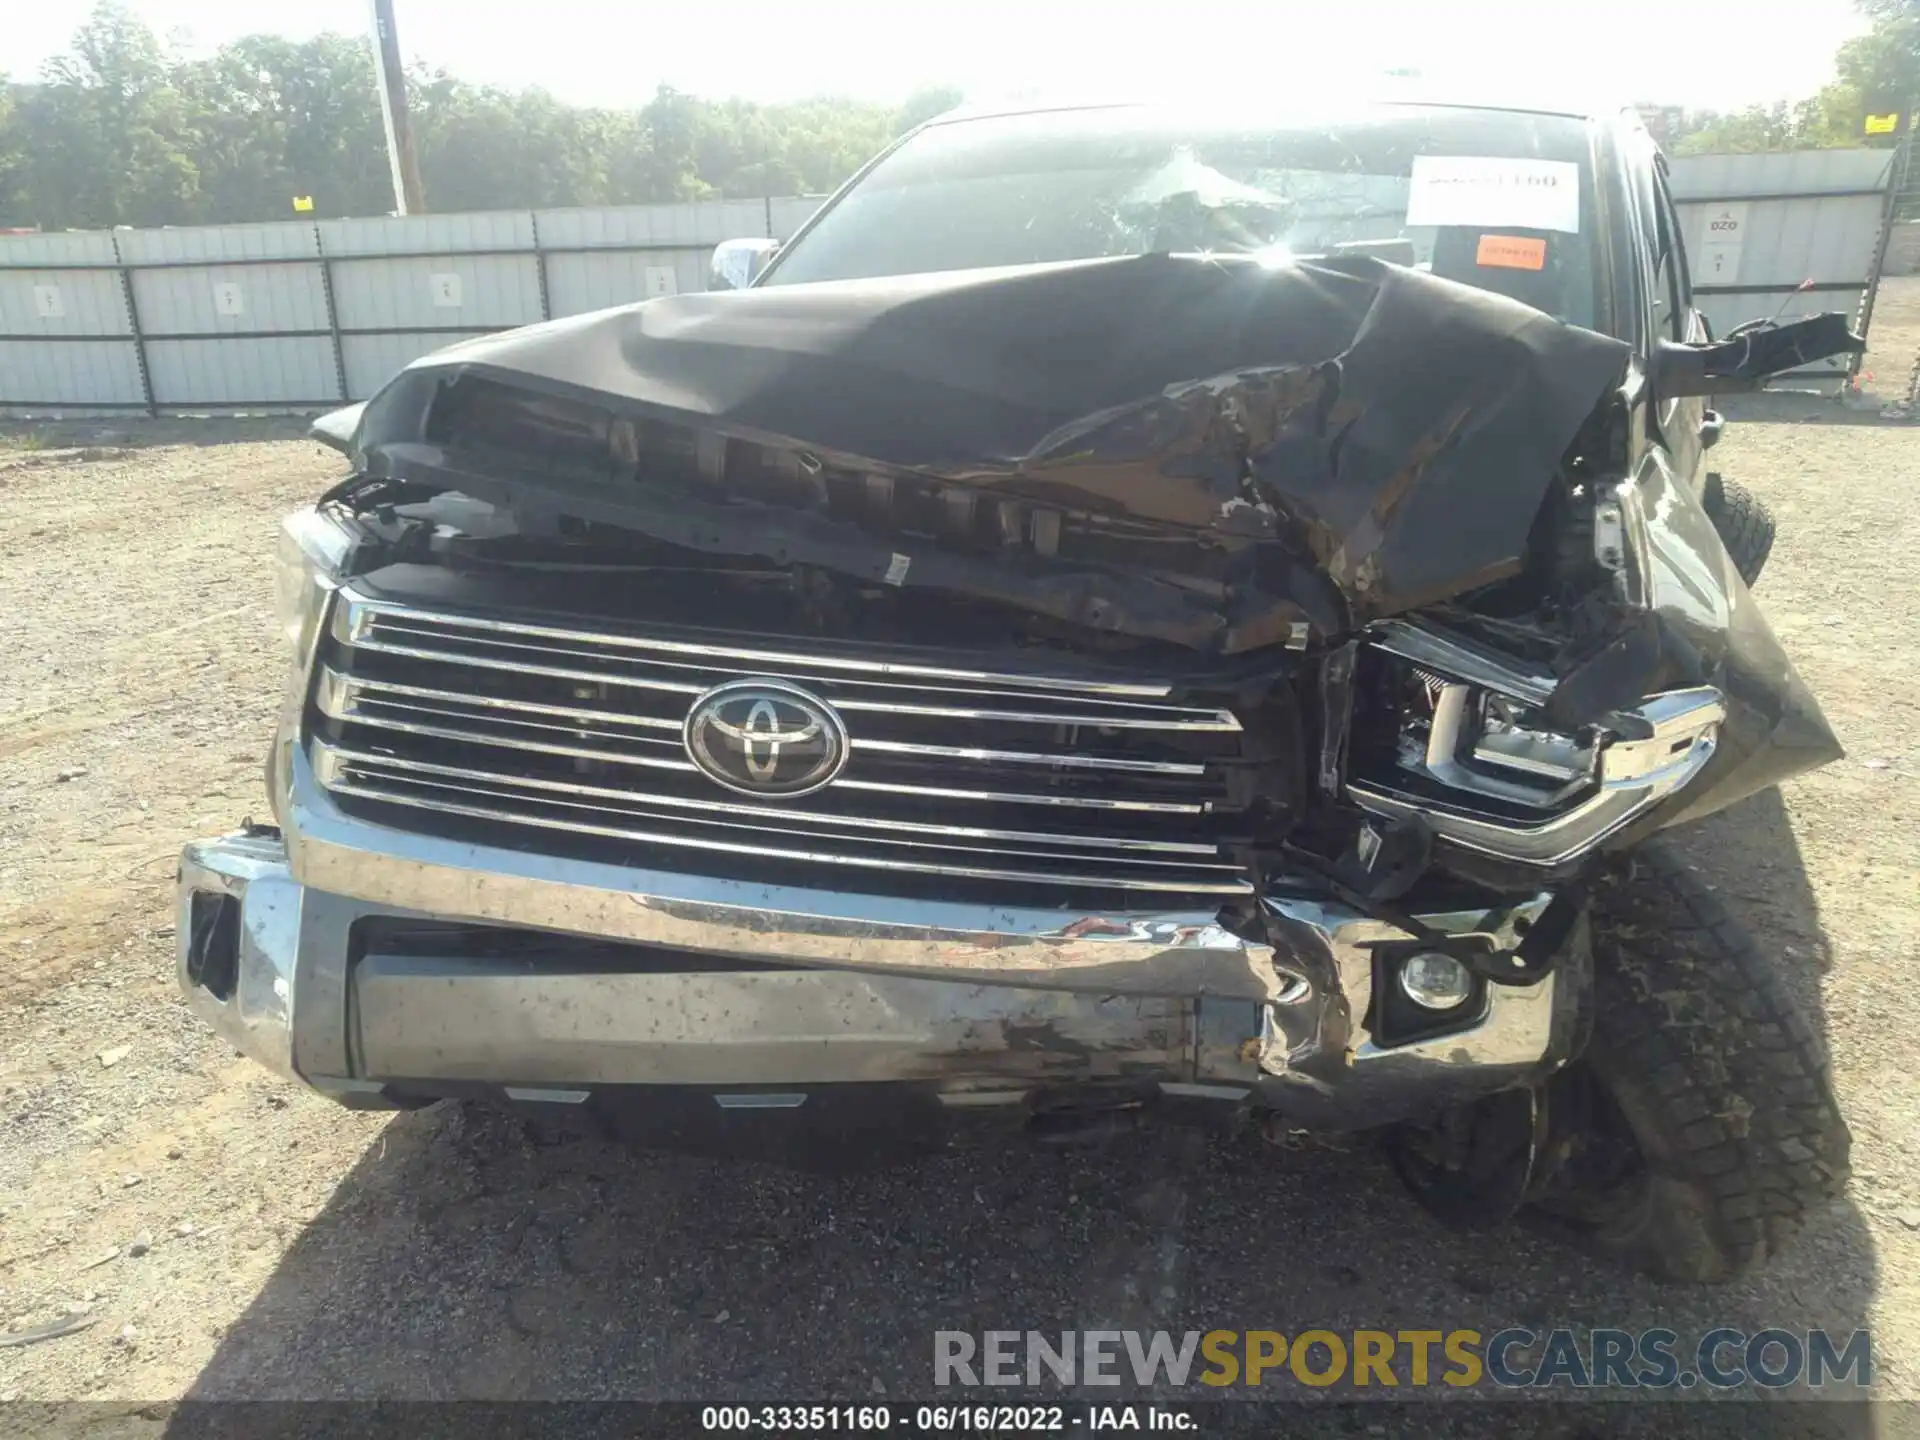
[1645,152,1711,489]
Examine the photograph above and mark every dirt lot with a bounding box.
[1,284,1918,1429]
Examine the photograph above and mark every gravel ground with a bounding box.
[1,285,1918,1431]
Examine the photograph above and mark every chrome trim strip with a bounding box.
[316,668,683,733]
[851,738,1208,775]
[321,690,1215,793]
[315,718,1205,814]
[362,699,683,748]
[833,777,1205,814]
[833,699,1237,731]
[335,624,707,699]
[342,619,1238,731]
[329,770,1242,876]
[364,618,1227,718]
[340,589,1179,697]
[316,743,1224,855]
[324,776,1255,893]
[316,708,699,774]
[325,694,684,750]
[344,625,1236,731]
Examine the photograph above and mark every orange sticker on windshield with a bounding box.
[1476,234,1547,271]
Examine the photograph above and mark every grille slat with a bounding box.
[344,597,1178,697]
[312,590,1260,897]
[325,776,1252,894]
[851,738,1205,775]
[315,744,1225,855]
[318,668,1210,778]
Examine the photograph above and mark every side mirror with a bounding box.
[709,237,780,292]
[1655,312,1864,397]
[309,401,366,457]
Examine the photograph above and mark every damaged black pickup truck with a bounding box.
[180,100,1858,1281]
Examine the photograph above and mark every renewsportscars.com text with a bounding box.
[933,1328,1871,1390]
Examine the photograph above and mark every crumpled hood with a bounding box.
[353,252,1630,624]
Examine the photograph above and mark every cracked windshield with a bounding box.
[765,106,1599,327]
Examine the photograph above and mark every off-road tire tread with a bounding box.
[1579,841,1849,1281]
[1703,474,1775,587]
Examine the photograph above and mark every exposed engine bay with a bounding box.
[300,252,1845,914]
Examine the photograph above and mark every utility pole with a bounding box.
[369,0,426,215]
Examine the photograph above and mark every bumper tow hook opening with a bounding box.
[186,891,241,1002]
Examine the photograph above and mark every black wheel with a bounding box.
[1529,842,1850,1282]
[1702,472,1776,587]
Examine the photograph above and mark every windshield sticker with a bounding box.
[1406,157,1580,235]
[1475,235,1547,271]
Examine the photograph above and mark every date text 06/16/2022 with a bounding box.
[699,1405,1190,1431]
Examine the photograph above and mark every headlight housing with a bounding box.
[270,508,352,826]
[1347,621,1723,868]
[274,508,351,664]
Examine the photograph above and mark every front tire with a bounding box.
[1702,472,1776,587]
[1532,842,1850,1281]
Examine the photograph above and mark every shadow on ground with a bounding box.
[163,788,1880,1433]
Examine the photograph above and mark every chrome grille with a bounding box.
[308,588,1258,897]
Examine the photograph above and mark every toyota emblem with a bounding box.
[682,679,849,798]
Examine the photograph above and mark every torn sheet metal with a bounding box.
[347,253,1629,635]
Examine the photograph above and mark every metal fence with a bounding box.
[0,147,1899,413]
[0,196,820,414]
[1668,148,1896,387]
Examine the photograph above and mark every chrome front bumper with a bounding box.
[176,751,1587,1130]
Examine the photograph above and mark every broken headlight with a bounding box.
[1399,678,1600,809]
[1346,623,1723,868]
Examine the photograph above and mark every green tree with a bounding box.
[894,85,963,136]
[0,77,25,222]
[254,36,384,218]
[1670,92,1860,155]
[1834,16,1920,117]
[174,34,388,221]
[0,6,932,227]
[633,85,711,201]
[24,2,199,228]
[1662,0,1920,153]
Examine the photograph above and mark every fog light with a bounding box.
[1398,951,1473,1011]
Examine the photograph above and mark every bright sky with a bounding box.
[2,0,1871,112]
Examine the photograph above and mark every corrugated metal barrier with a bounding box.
[0,147,1897,413]
[0,196,820,413]
[1668,148,1896,388]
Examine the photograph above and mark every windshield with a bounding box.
[764,103,1602,330]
